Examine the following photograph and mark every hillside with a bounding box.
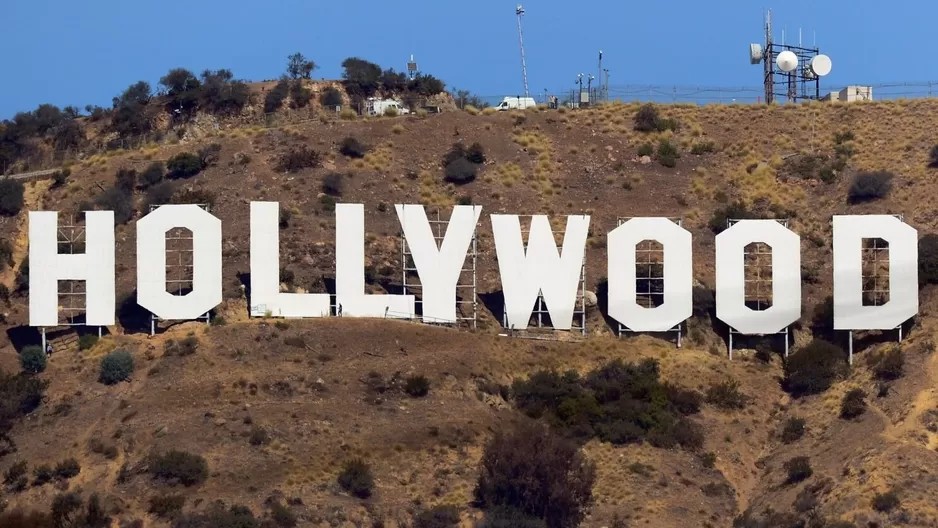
[2,98,938,527]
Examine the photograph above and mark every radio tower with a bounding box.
[516,4,529,98]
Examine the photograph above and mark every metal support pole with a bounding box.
[784,330,789,357]
[848,331,854,365]
[728,332,734,360]
[41,328,46,352]
[98,326,102,338]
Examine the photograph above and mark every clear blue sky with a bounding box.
[3,0,937,117]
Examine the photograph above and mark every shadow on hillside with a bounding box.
[479,291,505,327]
[6,325,40,352]
[117,290,151,334]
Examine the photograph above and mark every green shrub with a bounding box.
[872,490,900,512]
[783,340,847,397]
[0,179,25,216]
[32,464,53,486]
[99,350,134,385]
[173,503,257,527]
[477,506,546,528]
[52,169,69,187]
[249,426,270,446]
[637,143,654,157]
[780,417,806,443]
[466,142,486,164]
[53,458,80,480]
[848,171,893,203]
[699,452,716,469]
[337,458,374,498]
[148,494,185,518]
[633,104,660,132]
[289,81,312,109]
[265,80,290,113]
[705,379,747,410]
[149,450,208,486]
[319,195,336,212]
[413,505,461,528]
[164,336,198,356]
[783,456,812,484]
[4,461,27,485]
[320,87,343,107]
[404,375,430,397]
[443,157,478,184]
[656,139,679,167]
[339,136,367,158]
[511,359,704,450]
[322,173,343,196]
[270,501,297,527]
[165,152,204,179]
[276,146,322,172]
[475,421,595,528]
[95,187,135,224]
[19,346,46,374]
[840,389,866,419]
[78,334,99,351]
[708,201,758,234]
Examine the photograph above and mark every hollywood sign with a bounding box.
[27,203,919,335]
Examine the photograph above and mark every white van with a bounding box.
[365,98,410,116]
[494,96,537,111]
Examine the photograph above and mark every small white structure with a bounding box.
[494,96,537,111]
[365,98,410,116]
[822,86,873,102]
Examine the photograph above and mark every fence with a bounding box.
[6,81,938,176]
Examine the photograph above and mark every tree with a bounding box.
[159,68,201,95]
[341,57,382,97]
[475,421,595,528]
[200,69,250,115]
[286,53,316,79]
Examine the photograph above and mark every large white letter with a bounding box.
[336,203,415,318]
[833,215,918,330]
[396,204,482,323]
[137,205,222,320]
[607,218,692,331]
[29,211,115,326]
[249,202,330,317]
[715,219,800,334]
[491,214,589,330]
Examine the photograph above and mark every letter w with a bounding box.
[491,215,589,330]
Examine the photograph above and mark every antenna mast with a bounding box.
[516,4,529,98]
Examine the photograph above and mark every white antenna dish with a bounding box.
[749,43,764,64]
[776,50,798,72]
[809,54,832,77]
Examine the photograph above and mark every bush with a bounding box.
[149,450,208,486]
[466,142,486,164]
[337,458,374,498]
[320,87,343,107]
[475,420,595,528]
[115,168,137,193]
[929,144,938,168]
[706,379,747,410]
[270,502,297,527]
[512,359,704,450]
[5,461,27,485]
[780,417,806,443]
[53,458,80,480]
[404,375,430,397]
[198,143,222,167]
[78,334,99,351]
[173,503,257,527]
[249,426,270,446]
[32,464,53,486]
[99,350,134,385]
[634,104,660,132]
[869,346,904,380]
[265,80,290,113]
[840,389,867,419]
[289,81,313,109]
[0,369,48,435]
[322,173,343,196]
[52,169,69,187]
[339,136,367,158]
[276,146,322,172]
[477,506,547,528]
[691,141,715,155]
[94,187,135,224]
[783,456,812,484]
[443,157,478,184]
[166,152,205,179]
[413,505,461,528]
[637,143,654,157]
[140,162,164,188]
[848,171,893,203]
[656,139,679,167]
[919,233,938,287]
[872,490,900,512]
[708,201,758,234]
[19,346,46,374]
[783,340,847,397]
[148,494,185,518]
[0,179,25,216]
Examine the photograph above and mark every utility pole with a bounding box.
[576,73,584,107]
[587,75,595,105]
[516,4,530,98]
[598,50,603,102]
[603,69,610,102]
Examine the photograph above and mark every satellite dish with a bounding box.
[809,54,832,77]
[749,44,764,64]
[776,50,798,72]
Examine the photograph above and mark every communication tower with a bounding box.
[516,4,530,98]
[749,9,832,103]
[407,54,419,80]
